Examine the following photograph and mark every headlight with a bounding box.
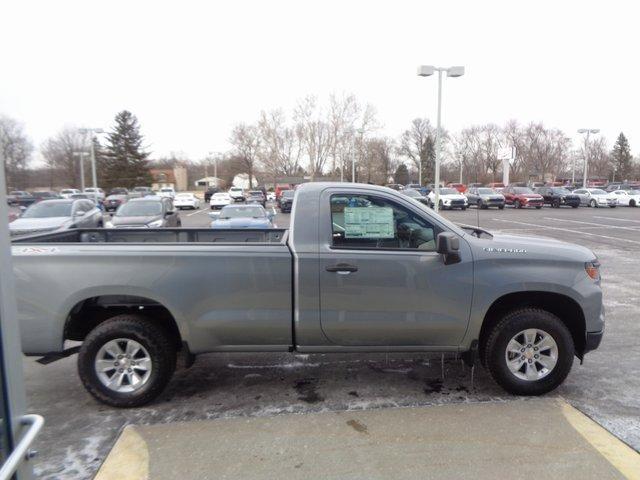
[105,221,114,228]
[585,261,600,281]
[147,219,164,228]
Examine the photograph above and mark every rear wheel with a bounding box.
[589,199,597,208]
[77,314,177,407]
[483,308,574,395]
[498,205,505,210]
[631,200,637,207]
[514,200,522,209]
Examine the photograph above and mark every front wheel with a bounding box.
[77,314,177,407]
[483,308,574,396]
[590,199,597,208]
[498,205,505,210]
[609,205,616,208]
[514,200,522,209]
[535,206,542,209]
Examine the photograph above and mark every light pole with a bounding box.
[72,151,87,191]
[79,128,104,204]
[578,128,599,188]
[417,65,464,213]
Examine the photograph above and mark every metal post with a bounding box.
[459,161,463,184]
[79,152,85,191]
[571,156,576,185]
[214,156,218,179]
[434,69,443,213]
[351,139,356,183]
[90,140,98,204]
[419,156,422,186]
[583,131,590,188]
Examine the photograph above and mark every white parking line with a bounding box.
[593,216,640,224]
[543,217,640,231]
[491,218,640,245]
[187,209,206,217]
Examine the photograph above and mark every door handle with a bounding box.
[0,414,44,480]
[326,263,358,274]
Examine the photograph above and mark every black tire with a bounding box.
[571,205,578,208]
[483,308,574,396]
[631,200,637,207]
[477,200,483,209]
[77,314,177,407]
[535,206,542,209]
[609,205,616,208]
[552,200,560,208]
[514,200,521,209]
[498,205,505,210]
[461,206,467,210]
[177,220,182,227]
[590,199,597,208]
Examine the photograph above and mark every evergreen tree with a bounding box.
[394,163,409,185]
[610,132,633,182]
[103,111,151,188]
[420,135,436,185]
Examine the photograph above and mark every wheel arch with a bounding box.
[63,293,186,351]
[478,291,586,362]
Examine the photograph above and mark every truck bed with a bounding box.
[11,228,288,245]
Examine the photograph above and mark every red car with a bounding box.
[502,186,544,209]
[447,183,467,193]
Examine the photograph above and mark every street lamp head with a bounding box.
[447,66,465,77]
[590,129,600,134]
[417,65,435,77]
[578,128,600,135]
[577,129,588,134]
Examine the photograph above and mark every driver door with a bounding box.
[318,189,473,347]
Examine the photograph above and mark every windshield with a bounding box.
[513,187,534,194]
[60,190,75,194]
[22,202,72,218]
[404,189,422,197]
[116,201,163,217]
[551,188,572,194]
[439,188,458,195]
[219,206,265,219]
[477,188,496,194]
[160,188,173,192]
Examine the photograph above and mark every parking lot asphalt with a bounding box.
[16,202,640,479]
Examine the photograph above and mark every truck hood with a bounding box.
[480,232,596,262]
[211,217,272,229]
[9,217,70,231]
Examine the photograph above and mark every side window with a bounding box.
[330,194,440,251]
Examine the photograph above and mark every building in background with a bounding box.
[150,166,187,191]
[194,176,224,190]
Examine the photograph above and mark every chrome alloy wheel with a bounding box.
[94,338,152,393]
[505,329,558,381]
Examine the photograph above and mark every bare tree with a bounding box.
[0,115,33,189]
[229,123,261,188]
[294,95,331,178]
[40,127,86,188]
[328,93,359,175]
[399,118,438,184]
[258,109,303,177]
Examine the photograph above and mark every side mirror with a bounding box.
[75,210,87,217]
[436,232,461,265]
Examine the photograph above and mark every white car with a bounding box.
[611,189,640,207]
[573,188,618,208]
[427,187,468,210]
[228,187,245,202]
[266,192,276,202]
[83,187,105,201]
[59,188,81,199]
[210,192,232,210]
[173,192,201,210]
[158,187,176,199]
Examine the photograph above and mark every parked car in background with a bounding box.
[103,194,129,212]
[427,188,468,210]
[246,190,266,207]
[385,184,404,191]
[59,188,81,199]
[605,182,640,192]
[173,192,201,210]
[485,182,505,192]
[228,186,245,202]
[279,189,295,213]
[83,187,105,201]
[502,186,543,209]
[266,191,276,202]
[9,198,103,236]
[534,186,580,208]
[70,193,97,201]
[447,183,467,193]
[204,187,220,203]
[132,186,153,197]
[275,184,292,202]
[572,188,618,208]
[610,189,640,207]
[467,182,484,189]
[32,191,61,202]
[209,204,276,229]
[105,197,180,228]
[108,187,129,196]
[210,192,233,210]
[9,191,37,207]
[465,187,505,209]
[158,187,176,199]
[401,188,430,206]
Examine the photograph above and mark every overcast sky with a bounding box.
[1,0,637,163]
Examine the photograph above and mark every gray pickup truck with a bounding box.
[12,183,604,407]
